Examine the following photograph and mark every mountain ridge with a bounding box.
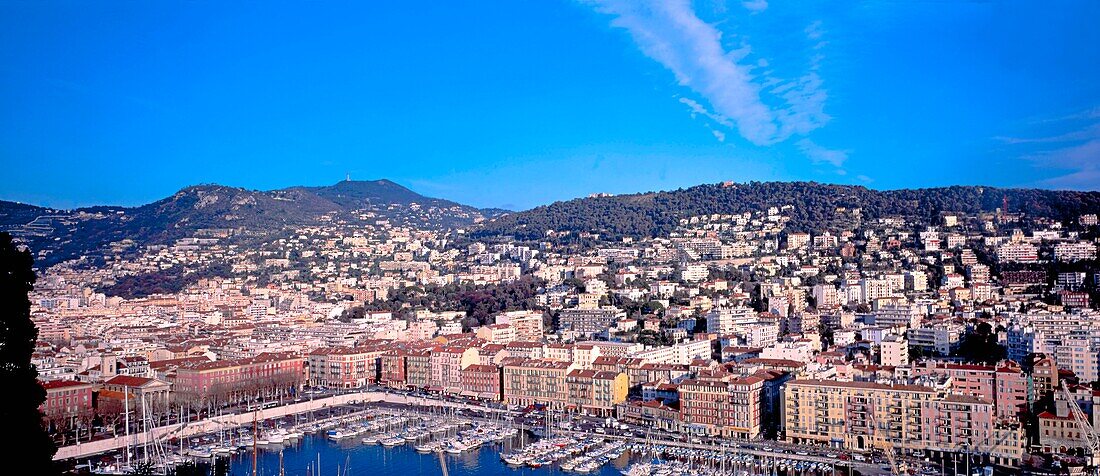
[5,179,1100,266]
[473,181,1100,241]
[0,179,499,267]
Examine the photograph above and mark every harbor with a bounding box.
[67,400,868,476]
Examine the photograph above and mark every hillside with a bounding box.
[296,179,463,209]
[473,182,1100,241]
[0,201,55,229]
[8,180,1100,267]
[0,179,495,267]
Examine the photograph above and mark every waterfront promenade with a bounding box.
[53,391,480,461]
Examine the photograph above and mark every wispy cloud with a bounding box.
[741,0,768,13]
[1031,106,1100,124]
[678,97,733,127]
[584,0,830,146]
[1035,138,1100,190]
[804,20,823,40]
[796,138,848,168]
[995,122,1100,145]
[997,106,1100,190]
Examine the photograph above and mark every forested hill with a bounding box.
[473,182,1100,241]
[0,179,501,267]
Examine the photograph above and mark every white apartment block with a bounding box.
[706,306,757,335]
[997,243,1038,263]
[879,334,910,367]
[906,323,963,356]
[1055,242,1097,262]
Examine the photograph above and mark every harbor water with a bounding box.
[220,432,630,476]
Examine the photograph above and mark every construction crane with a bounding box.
[969,422,1022,470]
[879,428,904,475]
[1062,383,1100,468]
[867,396,905,475]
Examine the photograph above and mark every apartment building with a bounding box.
[405,349,432,389]
[871,304,923,329]
[997,243,1039,263]
[787,233,810,250]
[860,278,894,304]
[966,264,990,284]
[633,338,713,365]
[460,363,502,400]
[913,362,994,402]
[706,306,757,335]
[879,334,909,367]
[565,369,628,415]
[679,375,764,439]
[475,323,517,344]
[783,379,995,458]
[812,284,839,309]
[679,264,709,283]
[379,350,407,388]
[429,345,479,392]
[907,323,963,356]
[1055,242,1097,262]
[1057,272,1088,290]
[502,358,576,409]
[559,307,626,337]
[39,380,94,421]
[994,362,1029,421]
[307,346,383,388]
[170,352,304,404]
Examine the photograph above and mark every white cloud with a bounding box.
[777,72,829,138]
[796,138,848,168]
[997,107,1100,190]
[1037,106,1100,124]
[805,20,823,40]
[711,129,727,142]
[995,122,1100,145]
[679,97,733,127]
[1033,138,1100,190]
[741,0,768,13]
[584,0,830,146]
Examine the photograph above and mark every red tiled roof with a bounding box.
[105,375,157,387]
[40,380,91,390]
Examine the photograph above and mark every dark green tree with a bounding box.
[0,233,58,472]
[954,321,1007,364]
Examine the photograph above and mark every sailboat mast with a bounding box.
[251,413,258,476]
[124,385,130,468]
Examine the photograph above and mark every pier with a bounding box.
[53,391,484,461]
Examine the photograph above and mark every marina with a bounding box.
[71,404,856,476]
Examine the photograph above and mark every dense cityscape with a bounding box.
[4,178,1100,475]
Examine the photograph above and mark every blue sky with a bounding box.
[1,1,1098,211]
